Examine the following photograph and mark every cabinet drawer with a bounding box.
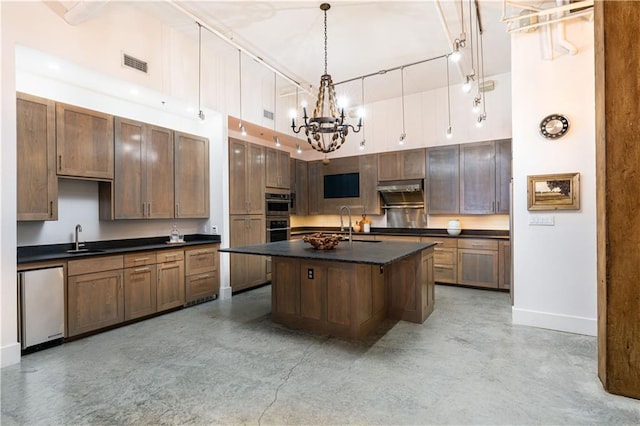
[186,271,219,302]
[68,255,124,276]
[434,248,457,266]
[157,250,184,263]
[421,236,457,249]
[457,239,498,251]
[185,247,217,275]
[434,264,457,284]
[124,252,157,268]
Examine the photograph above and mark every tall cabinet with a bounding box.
[16,92,57,221]
[175,132,210,218]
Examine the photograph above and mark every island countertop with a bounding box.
[219,239,436,265]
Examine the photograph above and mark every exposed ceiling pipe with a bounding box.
[502,0,593,24]
[555,0,578,55]
[434,0,466,82]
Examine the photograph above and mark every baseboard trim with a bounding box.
[512,307,597,336]
[1,342,21,368]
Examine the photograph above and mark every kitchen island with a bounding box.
[221,239,436,338]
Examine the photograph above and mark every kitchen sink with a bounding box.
[347,239,381,243]
[66,248,106,254]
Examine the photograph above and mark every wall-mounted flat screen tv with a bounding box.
[323,172,360,199]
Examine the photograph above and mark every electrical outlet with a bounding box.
[307,268,314,279]
[211,225,218,234]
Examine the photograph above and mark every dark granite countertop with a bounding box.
[17,234,221,265]
[291,227,509,240]
[220,239,436,266]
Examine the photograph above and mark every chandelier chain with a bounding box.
[324,7,328,75]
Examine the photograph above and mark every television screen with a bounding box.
[324,172,360,198]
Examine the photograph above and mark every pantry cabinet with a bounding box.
[229,138,265,215]
[175,132,209,218]
[112,117,174,219]
[56,102,114,180]
[16,93,57,221]
[266,148,290,189]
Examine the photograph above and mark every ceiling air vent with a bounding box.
[122,53,148,74]
[263,109,274,120]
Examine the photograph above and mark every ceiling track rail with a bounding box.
[502,0,594,33]
[165,0,312,95]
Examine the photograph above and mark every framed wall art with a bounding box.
[527,172,580,211]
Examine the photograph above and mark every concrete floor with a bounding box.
[2,285,639,425]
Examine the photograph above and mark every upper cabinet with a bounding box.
[229,138,265,215]
[265,148,290,189]
[426,145,460,214]
[307,160,322,215]
[175,132,210,218]
[110,117,174,219]
[16,93,57,221]
[460,140,511,214]
[377,148,426,181]
[56,102,114,180]
[292,159,309,216]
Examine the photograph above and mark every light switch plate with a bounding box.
[211,225,218,234]
[529,215,555,226]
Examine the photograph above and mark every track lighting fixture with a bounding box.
[450,39,462,62]
[399,66,406,145]
[476,113,486,127]
[274,135,281,147]
[197,22,205,121]
[462,74,474,93]
[473,96,482,113]
[446,55,453,140]
[296,144,302,154]
[359,140,366,150]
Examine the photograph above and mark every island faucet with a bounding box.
[74,224,83,251]
[339,205,353,246]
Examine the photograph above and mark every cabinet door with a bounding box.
[186,271,219,302]
[278,150,291,189]
[401,148,426,179]
[16,93,57,221]
[229,215,266,292]
[175,132,209,218]
[157,260,185,311]
[146,125,174,218]
[307,161,322,215]
[495,139,512,214]
[229,139,248,214]
[68,269,124,336]
[247,143,265,213]
[114,117,145,219]
[360,154,381,215]
[229,215,249,288]
[124,265,157,320]
[377,152,400,181]
[426,145,459,214]
[56,102,114,180]
[460,141,496,214]
[458,249,498,288]
[498,240,512,290]
[295,160,309,215]
[246,216,267,286]
[265,148,279,188]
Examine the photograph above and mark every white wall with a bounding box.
[511,21,597,335]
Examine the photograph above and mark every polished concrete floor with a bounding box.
[2,285,639,425]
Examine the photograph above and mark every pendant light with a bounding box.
[291,3,362,153]
[238,49,247,136]
[446,57,453,139]
[399,66,406,144]
[197,22,205,121]
[475,4,487,127]
[273,72,281,147]
[359,76,366,150]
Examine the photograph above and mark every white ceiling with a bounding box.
[131,1,511,104]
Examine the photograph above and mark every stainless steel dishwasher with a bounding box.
[18,266,65,351]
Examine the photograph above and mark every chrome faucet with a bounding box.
[339,206,353,246]
[74,224,83,251]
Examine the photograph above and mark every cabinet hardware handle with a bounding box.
[492,200,495,212]
[134,267,150,272]
[49,201,53,218]
[148,202,151,216]
[134,257,149,262]
[197,274,211,279]
[497,201,500,212]
[142,202,146,216]
[175,203,180,217]
[58,155,62,171]
[471,244,483,248]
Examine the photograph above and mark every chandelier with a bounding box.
[291,3,362,154]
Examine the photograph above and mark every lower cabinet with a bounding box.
[123,252,158,321]
[457,239,499,288]
[67,255,125,337]
[230,215,266,292]
[185,244,220,304]
[498,240,511,290]
[421,237,458,284]
[156,250,185,311]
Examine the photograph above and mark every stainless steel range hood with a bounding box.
[376,181,425,208]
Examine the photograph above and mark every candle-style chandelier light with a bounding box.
[291,3,362,153]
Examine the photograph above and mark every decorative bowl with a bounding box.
[303,233,343,250]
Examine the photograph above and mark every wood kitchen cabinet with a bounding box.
[156,250,185,311]
[498,240,511,290]
[229,138,265,215]
[460,139,512,214]
[360,154,381,215]
[426,145,460,214]
[457,239,498,288]
[422,237,458,284]
[229,215,266,292]
[292,159,309,216]
[307,160,323,215]
[377,148,426,181]
[175,132,209,218]
[16,93,57,221]
[67,255,124,337]
[123,252,157,321]
[112,117,174,219]
[266,148,290,189]
[56,102,114,180]
[185,244,219,304]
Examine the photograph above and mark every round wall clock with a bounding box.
[539,114,570,139]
